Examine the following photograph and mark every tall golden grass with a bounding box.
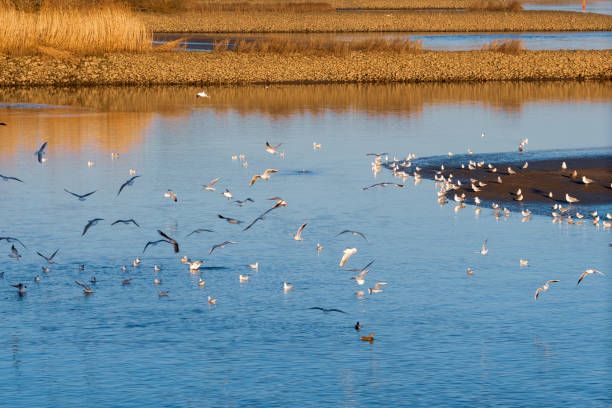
[482,39,523,54]
[215,37,423,56]
[468,0,523,11]
[0,2,151,55]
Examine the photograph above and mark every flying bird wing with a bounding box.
[143,239,170,253]
[157,230,179,253]
[296,223,307,237]
[117,175,140,196]
[0,237,27,248]
[187,228,214,237]
[75,280,91,291]
[0,174,24,182]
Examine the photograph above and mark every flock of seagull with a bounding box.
[0,118,609,343]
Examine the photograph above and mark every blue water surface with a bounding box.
[0,82,610,407]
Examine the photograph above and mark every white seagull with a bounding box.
[339,248,357,267]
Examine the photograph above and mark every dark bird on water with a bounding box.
[355,322,361,331]
[11,283,27,296]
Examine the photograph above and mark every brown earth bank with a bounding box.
[417,157,612,205]
[1,50,611,86]
[142,10,612,33]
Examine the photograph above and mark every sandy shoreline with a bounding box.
[142,10,612,33]
[407,155,612,206]
[1,50,611,87]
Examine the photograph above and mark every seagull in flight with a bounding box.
[234,198,254,206]
[349,260,375,285]
[0,174,23,183]
[143,239,171,253]
[75,280,93,294]
[293,223,307,241]
[111,219,140,227]
[361,182,404,190]
[336,230,368,242]
[534,280,559,300]
[209,241,237,255]
[243,198,287,231]
[117,175,141,196]
[64,189,97,201]
[368,282,388,294]
[250,169,278,186]
[203,177,220,191]
[577,269,605,285]
[366,153,388,157]
[157,230,179,253]
[8,245,21,260]
[36,249,59,264]
[82,218,104,236]
[340,248,357,267]
[221,189,233,200]
[265,142,282,155]
[34,141,47,163]
[218,214,243,225]
[186,228,214,237]
[0,236,27,248]
[307,307,347,314]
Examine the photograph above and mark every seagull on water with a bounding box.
[520,259,529,267]
[249,262,258,270]
[283,282,293,292]
[186,260,203,272]
[535,280,559,300]
[75,280,93,295]
[196,90,210,98]
[478,240,488,255]
[203,177,220,191]
[34,141,48,163]
[239,274,249,282]
[82,218,103,236]
[209,241,237,255]
[293,223,307,241]
[117,175,141,196]
[164,190,178,202]
[64,189,97,201]
[208,296,217,304]
[577,269,604,285]
[340,248,357,267]
[565,193,579,207]
[36,249,59,264]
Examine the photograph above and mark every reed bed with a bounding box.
[215,37,422,56]
[0,2,151,55]
[482,39,523,54]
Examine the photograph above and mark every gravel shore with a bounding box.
[1,50,610,86]
[142,10,612,33]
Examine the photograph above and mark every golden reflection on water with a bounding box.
[0,81,609,158]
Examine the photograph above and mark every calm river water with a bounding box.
[0,82,610,407]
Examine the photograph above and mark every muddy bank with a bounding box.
[142,10,612,33]
[404,153,612,206]
[1,50,611,86]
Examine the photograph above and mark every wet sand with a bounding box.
[415,156,612,205]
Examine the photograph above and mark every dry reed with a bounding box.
[468,0,523,11]
[0,2,151,55]
[216,37,423,56]
[482,39,523,53]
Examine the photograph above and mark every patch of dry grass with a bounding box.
[482,39,523,53]
[468,0,523,11]
[0,1,151,55]
[215,37,423,56]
